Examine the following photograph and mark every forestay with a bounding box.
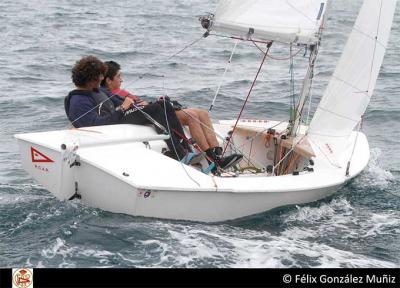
[211,0,329,44]
[309,0,397,160]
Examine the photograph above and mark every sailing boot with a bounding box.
[206,147,243,172]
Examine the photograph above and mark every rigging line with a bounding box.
[292,77,313,134]
[178,109,221,140]
[209,39,239,112]
[251,40,304,60]
[242,120,286,144]
[68,93,120,129]
[231,123,290,169]
[291,41,320,136]
[289,43,295,120]
[210,33,289,46]
[123,33,207,92]
[222,42,272,158]
[305,81,314,127]
[131,104,169,134]
[286,0,321,24]
[69,92,168,135]
[345,120,362,177]
[272,134,306,175]
[67,34,208,129]
[176,105,260,167]
[177,109,250,163]
[165,33,207,63]
[68,33,209,130]
[232,128,280,173]
[161,97,201,187]
[177,108,258,167]
[252,41,266,54]
[367,0,383,94]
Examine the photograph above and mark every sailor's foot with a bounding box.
[218,153,243,170]
[201,154,243,175]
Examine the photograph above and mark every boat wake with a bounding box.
[355,148,395,189]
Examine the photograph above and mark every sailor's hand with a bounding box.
[121,97,134,111]
[136,99,149,107]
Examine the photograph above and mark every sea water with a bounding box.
[0,0,399,267]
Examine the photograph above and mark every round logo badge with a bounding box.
[12,268,33,288]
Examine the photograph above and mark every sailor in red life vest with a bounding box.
[110,88,140,102]
[101,61,243,172]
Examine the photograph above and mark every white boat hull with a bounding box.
[15,121,369,222]
[78,160,342,222]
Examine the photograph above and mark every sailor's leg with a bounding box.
[160,102,188,141]
[119,107,150,125]
[194,108,219,148]
[142,103,187,159]
[176,109,210,151]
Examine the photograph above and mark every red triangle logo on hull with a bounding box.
[31,147,54,163]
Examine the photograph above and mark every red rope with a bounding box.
[222,44,271,158]
[172,128,197,153]
[172,128,214,163]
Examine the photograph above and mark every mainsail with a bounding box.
[210,0,329,44]
[309,0,397,160]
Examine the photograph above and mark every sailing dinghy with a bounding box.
[15,0,397,222]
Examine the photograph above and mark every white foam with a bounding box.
[119,212,398,268]
[40,237,118,268]
[41,238,70,259]
[284,198,353,224]
[0,192,52,205]
[361,212,400,237]
[26,211,397,268]
[78,249,114,258]
[0,183,52,205]
[354,148,395,189]
[280,227,315,240]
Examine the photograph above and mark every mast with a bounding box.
[288,0,329,137]
[288,43,319,137]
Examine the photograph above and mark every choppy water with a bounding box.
[0,0,399,268]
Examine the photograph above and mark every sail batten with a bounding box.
[309,0,397,159]
[210,0,329,44]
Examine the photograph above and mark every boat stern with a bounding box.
[15,132,75,200]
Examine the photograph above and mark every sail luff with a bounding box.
[308,0,397,159]
[210,0,329,45]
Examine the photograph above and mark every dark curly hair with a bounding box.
[100,61,121,87]
[71,56,107,87]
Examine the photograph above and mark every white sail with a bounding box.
[309,0,397,161]
[211,0,329,44]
